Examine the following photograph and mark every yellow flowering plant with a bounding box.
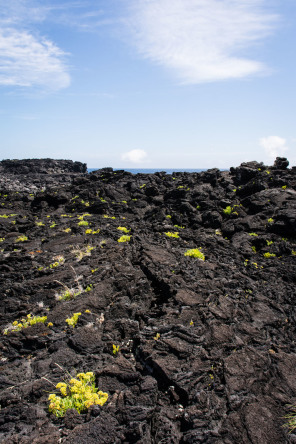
[184,248,205,260]
[117,235,131,243]
[3,314,48,334]
[48,372,108,417]
[66,312,81,328]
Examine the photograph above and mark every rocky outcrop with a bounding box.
[0,157,296,443]
[0,158,87,193]
[0,158,87,174]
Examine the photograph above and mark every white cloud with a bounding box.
[0,29,70,90]
[0,2,71,91]
[121,149,148,163]
[259,136,288,158]
[125,0,278,83]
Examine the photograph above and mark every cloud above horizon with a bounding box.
[125,0,278,83]
[260,136,288,158]
[121,149,148,164]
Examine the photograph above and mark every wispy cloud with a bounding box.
[125,0,278,83]
[0,1,71,91]
[121,149,148,163]
[0,28,70,91]
[259,136,288,158]
[0,1,119,91]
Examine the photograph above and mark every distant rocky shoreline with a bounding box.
[0,157,296,443]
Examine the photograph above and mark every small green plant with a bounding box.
[292,250,296,256]
[223,206,232,215]
[72,245,94,261]
[55,267,83,301]
[4,314,47,334]
[48,371,108,417]
[66,312,81,328]
[49,255,65,269]
[85,228,100,235]
[78,220,89,226]
[15,235,28,242]
[56,287,82,301]
[268,218,274,223]
[117,235,131,243]
[248,233,258,237]
[252,246,257,253]
[284,405,296,433]
[266,240,273,246]
[282,185,287,189]
[174,225,185,229]
[85,284,93,292]
[50,222,57,228]
[63,228,71,233]
[139,184,146,189]
[164,232,180,238]
[263,252,276,258]
[113,344,120,355]
[166,215,172,219]
[36,221,45,226]
[117,227,130,233]
[184,248,205,260]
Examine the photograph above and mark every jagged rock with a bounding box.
[0,158,296,443]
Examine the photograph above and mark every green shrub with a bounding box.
[48,372,108,417]
[78,220,89,226]
[223,206,232,215]
[66,312,81,328]
[117,235,131,243]
[184,249,205,260]
[15,235,28,242]
[284,406,296,433]
[4,314,47,334]
[113,344,120,355]
[164,232,180,238]
[117,226,130,233]
[263,252,276,258]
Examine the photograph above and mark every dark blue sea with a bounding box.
[88,168,205,174]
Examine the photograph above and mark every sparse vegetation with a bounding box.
[3,314,48,334]
[184,248,205,260]
[117,235,131,243]
[48,371,108,417]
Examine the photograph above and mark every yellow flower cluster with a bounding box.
[117,235,131,243]
[112,344,120,355]
[66,312,81,328]
[184,248,205,261]
[164,232,180,238]
[48,372,108,417]
[117,226,130,233]
[4,314,48,334]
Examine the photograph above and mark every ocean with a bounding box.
[87,168,206,174]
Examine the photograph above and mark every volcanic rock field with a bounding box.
[0,157,296,444]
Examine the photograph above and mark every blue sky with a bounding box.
[0,0,295,169]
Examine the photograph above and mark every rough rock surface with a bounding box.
[0,157,296,443]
